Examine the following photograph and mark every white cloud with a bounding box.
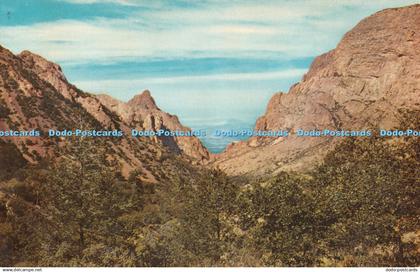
[75,68,307,89]
[0,0,418,63]
[74,69,305,114]
[0,19,319,62]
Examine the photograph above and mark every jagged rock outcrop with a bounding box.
[0,46,189,181]
[18,51,119,127]
[18,49,208,164]
[213,4,420,176]
[97,91,210,162]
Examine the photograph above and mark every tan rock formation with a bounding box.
[213,4,420,176]
[97,91,210,162]
[1,46,176,181]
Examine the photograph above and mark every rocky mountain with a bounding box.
[0,46,206,181]
[213,4,420,176]
[17,51,209,162]
[1,4,419,180]
[97,91,209,162]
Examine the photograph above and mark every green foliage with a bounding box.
[132,170,240,266]
[1,138,151,266]
[0,142,27,180]
[1,113,419,267]
[176,170,239,265]
[0,98,10,118]
[238,173,322,266]
[310,114,420,266]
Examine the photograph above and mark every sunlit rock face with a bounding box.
[214,4,420,177]
[0,46,206,181]
[97,90,210,162]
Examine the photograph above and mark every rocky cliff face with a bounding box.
[97,91,210,162]
[214,4,420,176]
[18,51,122,127]
[0,46,204,181]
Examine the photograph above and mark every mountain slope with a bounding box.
[17,48,209,162]
[213,4,420,176]
[0,46,203,181]
[97,91,209,162]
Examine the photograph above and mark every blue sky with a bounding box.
[0,0,418,152]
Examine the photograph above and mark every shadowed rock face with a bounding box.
[213,4,420,177]
[97,91,210,162]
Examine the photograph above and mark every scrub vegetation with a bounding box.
[0,113,418,267]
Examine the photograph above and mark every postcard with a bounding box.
[0,1,419,270]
